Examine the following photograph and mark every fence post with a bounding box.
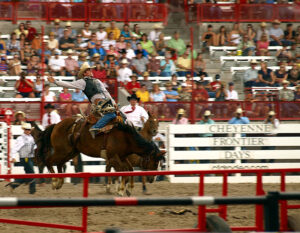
[264,191,280,232]
[81,174,89,233]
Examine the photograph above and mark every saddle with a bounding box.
[87,112,123,134]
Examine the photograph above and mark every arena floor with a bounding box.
[0,181,299,233]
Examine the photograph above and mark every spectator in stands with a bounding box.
[71,89,89,115]
[276,46,292,63]
[141,33,155,55]
[201,25,216,52]
[105,56,119,79]
[280,80,297,117]
[77,52,89,67]
[121,93,149,131]
[135,43,148,58]
[228,108,250,124]
[117,58,132,83]
[9,54,21,76]
[257,61,275,87]
[131,51,149,76]
[164,81,179,102]
[116,35,127,51]
[256,22,270,42]
[107,44,120,58]
[31,33,42,51]
[125,42,136,60]
[36,42,51,64]
[284,23,296,46]
[48,51,65,76]
[149,23,163,42]
[215,82,227,103]
[42,84,56,102]
[172,108,188,124]
[167,31,186,56]
[95,24,106,41]
[176,51,192,76]
[92,62,106,81]
[7,32,20,54]
[139,71,153,92]
[216,25,228,46]
[244,59,259,88]
[288,64,300,86]
[15,72,35,98]
[0,32,6,52]
[102,32,116,50]
[126,74,141,94]
[269,20,284,46]
[160,53,176,77]
[279,80,294,101]
[186,44,197,59]
[226,82,238,101]
[274,64,288,86]
[27,55,40,75]
[19,33,27,50]
[33,75,43,98]
[20,41,34,65]
[194,53,206,75]
[91,41,106,60]
[150,83,166,102]
[59,29,75,53]
[106,21,120,41]
[237,35,255,56]
[0,57,8,75]
[210,74,221,91]
[131,24,143,39]
[74,34,87,54]
[198,110,215,151]
[14,23,28,39]
[155,33,166,56]
[48,32,59,51]
[59,87,72,116]
[42,103,61,128]
[81,22,92,41]
[228,23,243,46]
[148,55,161,76]
[120,24,131,42]
[171,74,180,91]
[13,111,27,125]
[65,21,77,39]
[25,21,36,42]
[64,49,79,76]
[194,81,209,102]
[179,83,191,101]
[294,85,300,101]
[136,84,150,103]
[256,33,270,56]
[51,19,64,39]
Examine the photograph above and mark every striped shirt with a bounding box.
[11,134,35,159]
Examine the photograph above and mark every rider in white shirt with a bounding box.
[121,93,148,130]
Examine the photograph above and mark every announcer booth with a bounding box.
[167,124,300,183]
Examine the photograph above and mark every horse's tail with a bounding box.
[37,124,56,165]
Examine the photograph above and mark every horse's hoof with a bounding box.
[117,190,125,196]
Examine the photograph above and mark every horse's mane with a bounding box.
[29,121,42,132]
[38,124,56,162]
[116,123,158,155]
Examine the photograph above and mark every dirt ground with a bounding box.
[0,180,299,233]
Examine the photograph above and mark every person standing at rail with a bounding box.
[6,123,36,194]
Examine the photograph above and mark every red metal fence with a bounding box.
[0,2,167,24]
[1,100,300,122]
[0,169,299,232]
[186,3,300,23]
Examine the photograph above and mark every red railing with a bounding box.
[186,3,300,23]
[1,100,300,122]
[0,2,167,24]
[0,169,299,232]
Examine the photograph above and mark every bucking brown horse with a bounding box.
[34,117,164,196]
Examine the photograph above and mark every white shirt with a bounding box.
[126,48,136,60]
[42,110,61,128]
[11,134,35,160]
[96,31,107,41]
[149,30,161,42]
[121,104,149,128]
[102,39,116,50]
[117,67,132,83]
[49,57,65,71]
[226,90,238,100]
[43,91,56,102]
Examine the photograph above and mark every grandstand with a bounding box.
[0,0,299,124]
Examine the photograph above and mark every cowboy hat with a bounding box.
[250,59,258,64]
[153,23,164,29]
[235,108,244,114]
[261,22,267,27]
[14,111,26,118]
[78,62,94,79]
[66,21,72,27]
[143,71,149,76]
[44,103,55,109]
[268,111,276,116]
[121,58,128,64]
[93,53,100,58]
[66,49,73,54]
[177,108,185,115]
[54,19,60,24]
[79,52,87,57]
[204,110,212,116]
[21,123,32,130]
[282,80,290,85]
[273,19,281,24]
[127,93,140,102]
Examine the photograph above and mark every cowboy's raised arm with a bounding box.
[48,76,86,90]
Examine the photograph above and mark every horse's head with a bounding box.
[145,111,159,137]
[29,121,43,142]
[141,144,166,183]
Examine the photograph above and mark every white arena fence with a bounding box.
[167,124,300,183]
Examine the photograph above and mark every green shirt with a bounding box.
[168,38,186,55]
[198,119,215,137]
[141,40,155,55]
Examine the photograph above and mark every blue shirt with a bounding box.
[72,91,88,102]
[89,47,106,60]
[160,60,175,73]
[164,90,178,102]
[121,31,131,42]
[228,117,250,124]
[198,119,215,137]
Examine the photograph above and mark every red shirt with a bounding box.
[210,81,221,91]
[92,69,107,81]
[17,79,33,93]
[194,88,209,101]
[126,82,141,93]
[27,27,37,41]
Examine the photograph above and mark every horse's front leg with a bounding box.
[124,158,134,197]
[105,162,113,194]
[48,166,58,190]
[142,176,147,194]
[55,164,65,190]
